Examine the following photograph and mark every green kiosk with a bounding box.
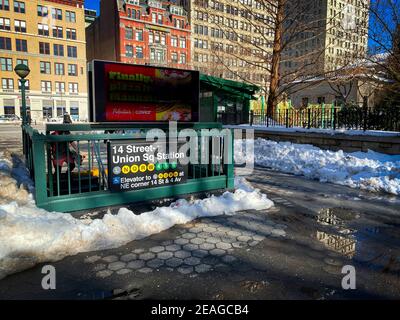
[199,74,260,125]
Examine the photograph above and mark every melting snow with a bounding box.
[236,139,400,195]
[0,151,273,280]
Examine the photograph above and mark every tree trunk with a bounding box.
[267,0,284,119]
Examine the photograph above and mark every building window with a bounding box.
[2,78,14,90]
[158,13,163,24]
[0,0,9,11]
[40,61,51,74]
[150,48,165,62]
[68,64,77,76]
[37,5,48,17]
[149,33,154,43]
[53,44,64,56]
[171,52,178,63]
[16,58,28,66]
[39,42,50,54]
[179,37,186,48]
[179,53,186,64]
[66,28,76,40]
[42,100,53,118]
[136,29,143,41]
[70,102,79,120]
[15,39,27,52]
[41,81,51,93]
[69,83,78,94]
[171,36,178,47]
[56,101,66,116]
[55,82,65,93]
[152,13,157,24]
[125,45,133,57]
[125,27,133,40]
[52,26,63,38]
[14,20,26,32]
[14,1,25,13]
[3,99,15,115]
[67,46,77,58]
[161,33,166,45]
[0,57,12,71]
[54,62,64,75]
[38,24,49,36]
[51,8,62,20]
[136,46,143,58]
[0,17,10,30]
[66,11,76,23]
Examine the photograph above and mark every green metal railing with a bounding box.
[22,123,234,213]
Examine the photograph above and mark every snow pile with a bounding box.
[236,139,400,195]
[0,151,33,205]
[0,152,273,280]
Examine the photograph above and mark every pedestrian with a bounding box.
[63,112,72,124]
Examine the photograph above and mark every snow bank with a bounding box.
[226,124,400,137]
[0,151,33,205]
[236,139,400,195]
[0,152,273,280]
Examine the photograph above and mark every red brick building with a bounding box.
[86,0,191,69]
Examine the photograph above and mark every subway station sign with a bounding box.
[108,140,188,192]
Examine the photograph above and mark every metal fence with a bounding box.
[246,105,400,132]
[22,123,234,212]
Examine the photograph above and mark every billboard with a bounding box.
[89,60,200,122]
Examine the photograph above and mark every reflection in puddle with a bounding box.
[316,208,358,259]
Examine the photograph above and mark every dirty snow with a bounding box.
[0,152,274,280]
[235,139,400,195]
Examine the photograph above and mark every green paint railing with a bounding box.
[22,123,234,213]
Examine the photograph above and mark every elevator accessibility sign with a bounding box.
[108,140,188,192]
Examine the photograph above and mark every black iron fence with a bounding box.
[246,106,400,132]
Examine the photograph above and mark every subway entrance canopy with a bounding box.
[199,74,260,125]
[21,61,235,212]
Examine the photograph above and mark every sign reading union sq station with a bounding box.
[88,60,200,122]
[108,140,188,192]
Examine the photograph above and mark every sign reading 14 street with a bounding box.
[108,141,188,192]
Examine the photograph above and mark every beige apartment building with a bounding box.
[0,0,88,122]
[181,0,275,89]
[281,0,370,79]
[280,0,370,107]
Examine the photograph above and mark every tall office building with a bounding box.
[281,0,370,80]
[181,0,275,89]
[0,0,88,121]
[86,0,191,70]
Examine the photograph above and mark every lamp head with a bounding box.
[14,64,30,79]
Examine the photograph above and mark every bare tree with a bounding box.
[198,0,368,117]
[363,0,400,96]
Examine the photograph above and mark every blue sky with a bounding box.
[85,0,99,13]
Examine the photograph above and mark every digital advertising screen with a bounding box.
[89,60,200,122]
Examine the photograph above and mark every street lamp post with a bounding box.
[14,64,30,126]
[14,64,30,156]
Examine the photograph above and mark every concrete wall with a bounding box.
[253,131,400,155]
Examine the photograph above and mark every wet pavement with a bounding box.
[0,125,399,299]
[0,165,399,300]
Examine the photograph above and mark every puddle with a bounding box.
[315,208,359,259]
[314,208,400,275]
